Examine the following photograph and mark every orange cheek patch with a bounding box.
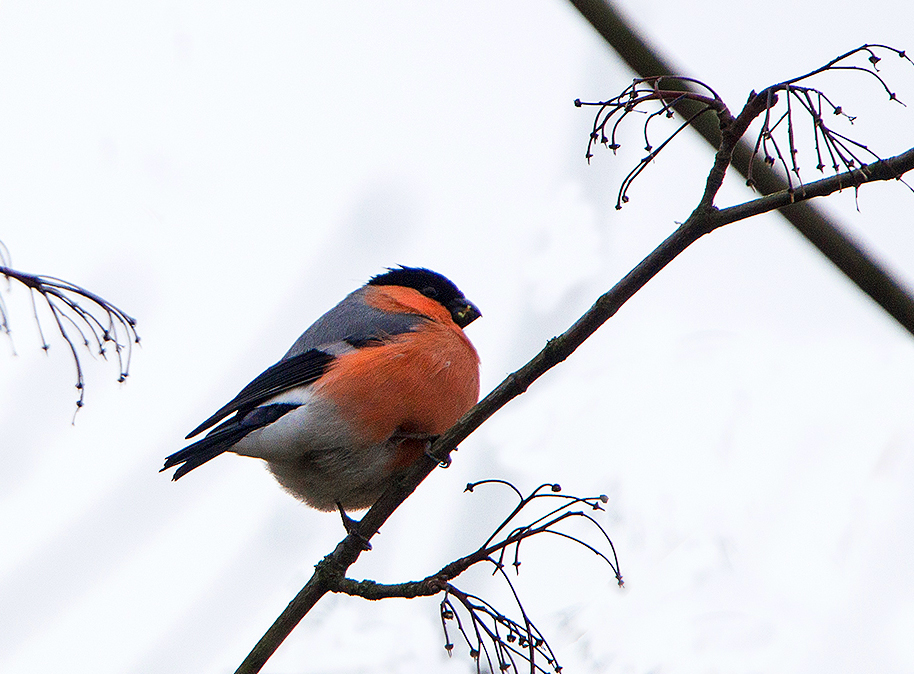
[362,285,453,324]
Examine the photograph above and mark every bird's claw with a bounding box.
[423,439,450,468]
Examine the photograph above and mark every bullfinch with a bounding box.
[162,266,481,513]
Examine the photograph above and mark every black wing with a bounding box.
[185,348,336,439]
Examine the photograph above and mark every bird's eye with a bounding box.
[421,286,438,298]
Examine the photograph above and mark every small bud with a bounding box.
[551,483,561,492]
[574,98,582,107]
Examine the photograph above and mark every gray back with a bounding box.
[283,287,427,359]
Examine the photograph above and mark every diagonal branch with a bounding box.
[233,114,914,674]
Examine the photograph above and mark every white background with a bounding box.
[2,1,914,672]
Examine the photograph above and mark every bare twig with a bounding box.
[568,0,914,337]
[0,262,140,409]
[441,580,559,674]
[333,484,621,599]
[578,45,913,206]
[331,483,619,674]
[744,45,913,193]
[576,76,729,208]
[715,146,914,225]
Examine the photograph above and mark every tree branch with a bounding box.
[234,39,914,671]
[332,486,619,603]
[714,146,914,227]
[568,0,914,337]
[234,115,914,674]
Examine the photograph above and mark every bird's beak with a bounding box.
[450,299,482,328]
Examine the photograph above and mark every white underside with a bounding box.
[229,386,398,511]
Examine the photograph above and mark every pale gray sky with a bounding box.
[2,1,914,672]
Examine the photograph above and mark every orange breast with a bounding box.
[314,289,480,456]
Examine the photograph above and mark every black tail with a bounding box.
[163,403,300,480]
[161,425,249,480]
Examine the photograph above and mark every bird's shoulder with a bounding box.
[282,286,432,358]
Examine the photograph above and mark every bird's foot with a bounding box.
[421,435,450,467]
[391,430,449,467]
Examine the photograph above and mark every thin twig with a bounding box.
[0,263,140,408]
[333,483,615,673]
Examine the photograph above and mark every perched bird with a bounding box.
[162,266,481,514]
